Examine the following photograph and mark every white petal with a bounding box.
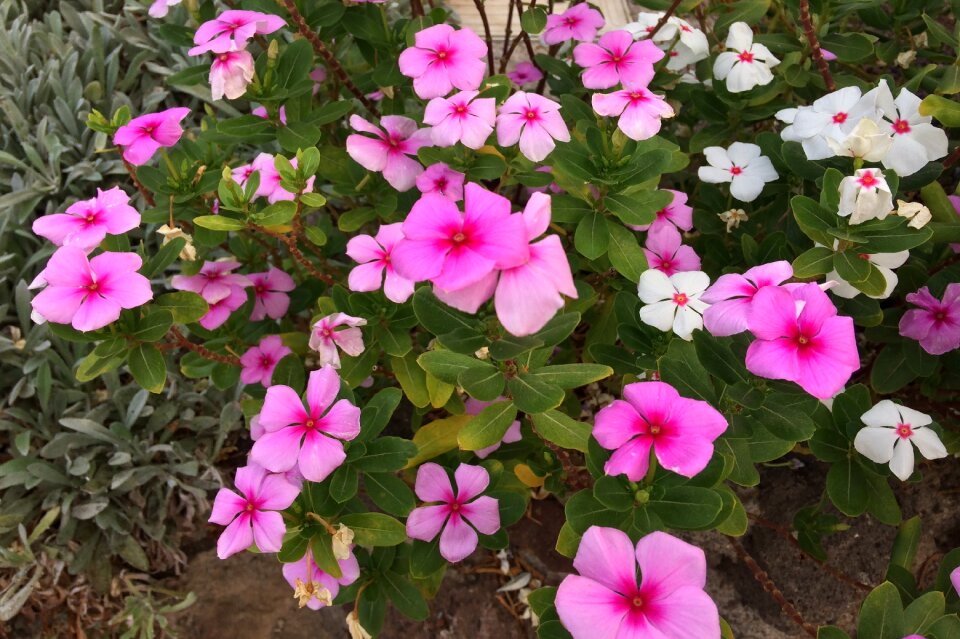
[713,52,739,80]
[703,146,732,169]
[726,142,762,166]
[854,426,898,464]
[889,438,915,481]
[725,61,761,93]
[672,305,703,340]
[909,428,947,460]
[729,174,765,202]
[725,22,754,52]
[824,270,859,298]
[639,300,677,332]
[698,166,732,183]
[868,251,909,269]
[742,155,778,181]
[637,269,674,303]
[895,404,932,428]
[861,400,901,428]
[671,270,711,295]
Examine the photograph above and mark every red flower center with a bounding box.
[796,334,810,346]
[524,109,538,121]
[450,502,461,511]
[934,311,946,321]
[632,596,645,609]
[436,178,447,190]
[87,282,99,292]
[629,91,646,101]
[454,104,467,114]
[256,285,266,294]
[261,357,272,368]
[896,423,913,439]
[858,172,878,188]
[452,231,467,244]
[738,50,754,63]
[436,49,448,60]
[564,17,577,26]
[832,112,848,124]
[730,166,743,175]
[857,253,870,260]
[672,292,688,306]
[892,119,911,134]
[612,54,623,63]
[86,213,96,223]
[244,502,256,512]
[305,419,316,429]
[660,261,672,271]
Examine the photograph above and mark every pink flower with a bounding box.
[252,105,287,124]
[31,247,152,332]
[416,163,465,200]
[171,259,251,305]
[643,224,700,276]
[630,189,692,233]
[239,335,292,387]
[821,48,837,61]
[310,67,327,94]
[406,463,500,562]
[250,366,361,482]
[32,187,140,249]
[701,260,793,336]
[592,74,674,141]
[898,284,960,355]
[746,283,860,399]
[309,313,367,368]
[209,48,254,100]
[248,267,295,321]
[466,398,522,458]
[249,153,316,203]
[573,31,664,90]
[188,10,286,55]
[555,527,720,639]
[391,183,530,294]
[281,550,360,610]
[398,24,487,99]
[496,92,571,162]
[543,4,605,45]
[423,91,496,149]
[346,224,415,303]
[594,381,727,480]
[200,285,249,329]
[346,115,433,191]
[507,61,543,87]
[209,463,299,559]
[952,566,960,597]
[113,107,190,165]
[148,0,181,18]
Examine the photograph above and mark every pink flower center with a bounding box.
[934,310,946,321]
[87,282,99,292]
[832,112,848,124]
[564,17,578,26]
[669,51,678,57]
[452,231,467,244]
[454,104,467,114]
[660,260,672,271]
[435,49,449,61]
[85,213,96,223]
[256,285,266,294]
[896,423,913,439]
[450,501,461,512]
[244,502,256,512]
[321,328,332,338]
[261,356,272,368]
[858,172,878,188]
[796,334,811,346]
[524,109,539,121]
[305,419,316,429]
[730,166,743,176]
[857,253,870,260]
[436,178,447,190]
[892,119,911,134]
[629,90,647,102]
[672,292,688,306]
[631,596,645,609]
[387,136,401,148]
[681,25,691,32]
[218,53,230,62]
[738,50,754,63]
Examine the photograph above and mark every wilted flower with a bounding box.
[838,169,894,225]
[895,199,932,229]
[309,313,367,369]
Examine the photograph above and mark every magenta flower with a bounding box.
[188,10,286,55]
[209,463,300,559]
[406,463,500,563]
[630,189,692,233]
[573,30,664,90]
[249,153,316,203]
[398,24,487,99]
[209,48,254,100]
[898,284,960,355]
[746,283,860,400]
[239,335,292,387]
[346,115,433,191]
[250,366,361,482]
[466,398,522,458]
[423,91,496,149]
[701,260,793,337]
[507,61,544,87]
[594,381,727,480]
[248,267,295,321]
[281,549,360,610]
[543,3,605,45]
[32,187,139,249]
[346,224,415,303]
[416,163,465,200]
[496,92,571,162]
[309,313,367,369]
[555,527,720,639]
[252,104,287,124]
[391,183,529,294]
[31,247,152,332]
[952,566,960,597]
[643,224,700,276]
[171,259,251,305]
[592,75,674,141]
[113,107,190,165]
[199,285,249,329]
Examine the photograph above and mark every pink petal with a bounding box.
[249,427,303,473]
[573,526,638,595]
[454,463,490,501]
[406,504,450,542]
[42,245,91,287]
[346,234,384,263]
[795,316,859,399]
[703,298,753,337]
[348,262,385,293]
[438,513,478,562]
[460,495,500,535]
[622,381,679,425]
[642,587,720,639]
[31,286,87,325]
[317,399,361,440]
[383,266,415,303]
[415,462,455,502]
[747,286,799,340]
[434,271,497,313]
[745,338,801,383]
[346,135,389,172]
[306,365,339,417]
[603,435,653,482]
[297,431,346,482]
[72,293,122,332]
[257,473,301,510]
[635,531,707,593]
[217,513,254,559]
[250,510,286,553]
[382,153,424,192]
[259,384,308,430]
[593,400,643,450]
[209,488,246,525]
[555,575,630,639]
[433,245,496,291]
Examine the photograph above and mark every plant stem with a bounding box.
[168,327,240,366]
[122,158,155,207]
[799,0,836,91]
[472,0,496,76]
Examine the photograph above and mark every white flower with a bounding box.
[625,14,709,71]
[776,107,803,142]
[875,81,949,176]
[789,86,880,160]
[637,269,710,340]
[698,142,779,202]
[713,22,780,93]
[718,208,749,232]
[854,400,947,481]
[896,200,932,229]
[824,245,908,299]
[826,117,893,162]
[838,169,894,225]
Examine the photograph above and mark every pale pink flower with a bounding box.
[951,567,960,597]
[252,105,287,124]
[113,107,190,165]
[592,72,674,140]
[423,91,496,149]
[148,0,181,18]
[209,48,254,100]
[199,285,249,329]
[821,49,837,61]
[406,463,500,563]
[555,527,720,639]
[248,267,295,321]
[543,4,605,45]
[346,115,433,191]
[466,398,522,458]
[496,92,570,162]
[629,189,692,233]
[209,463,299,559]
[239,335,292,387]
[507,62,543,87]
[309,313,367,368]
[398,24,487,99]
[250,366,361,482]
[189,10,286,56]
[899,284,960,355]
[281,549,360,610]
[171,259,251,305]
[416,163,465,200]
[249,153,316,203]
[310,67,327,95]
[574,30,664,90]
[701,260,793,336]
[31,247,152,332]
[33,187,139,249]
[643,224,700,276]
[346,224,415,303]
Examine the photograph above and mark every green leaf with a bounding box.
[827,459,869,516]
[606,220,648,282]
[793,246,836,278]
[391,353,431,408]
[131,309,173,342]
[531,410,591,452]
[329,464,359,502]
[192,215,246,231]
[692,332,747,385]
[603,190,672,227]
[458,365,506,401]
[128,343,166,393]
[507,374,565,414]
[889,516,922,572]
[155,292,209,324]
[856,218,933,252]
[530,364,612,388]
[216,115,274,142]
[817,627,851,639]
[903,592,944,635]
[658,340,716,403]
[277,122,322,154]
[870,343,920,394]
[310,534,343,579]
[820,33,875,62]
[271,354,306,394]
[467,154,507,180]
[833,250,871,283]
[417,351,485,384]
[364,472,416,517]
[592,475,633,511]
[275,39,314,90]
[142,238,186,278]
[358,388,402,442]
[354,437,417,471]
[649,486,724,530]
[520,6,548,33]
[920,94,960,127]
[458,400,518,451]
[564,490,630,534]
[857,582,905,639]
[748,393,817,441]
[251,201,297,226]
[405,415,472,468]
[412,288,477,336]
[575,211,609,259]
[381,571,429,620]
[489,334,543,359]
[339,513,408,546]
[792,195,836,246]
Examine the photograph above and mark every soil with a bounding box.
[172,456,960,639]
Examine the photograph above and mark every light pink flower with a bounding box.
[32,187,139,249]
[171,259,251,305]
[591,73,674,141]
[31,247,152,332]
[574,30,664,90]
[555,527,720,639]
[250,366,361,482]
[249,153,316,203]
[209,48,254,100]
[248,267,295,321]
[346,224,415,303]
[629,189,692,233]
[746,283,860,399]
[346,115,433,191]
[643,224,700,276]
[508,61,543,87]
[423,91,496,149]
[951,566,960,597]
[281,549,360,610]
[701,260,793,337]
[466,398,522,458]
[406,463,500,563]
[309,313,367,369]
[821,49,837,61]
[416,163,465,200]
[496,92,570,162]
[199,285,249,329]
[240,335,292,387]
[543,3,605,45]
[148,0,181,18]
[188,10,286,56]
[209,463,299,559]
[899,284,960,355]
[113,107,190,165]
[398,24,487,99]
[252,105,287,124]
[594,381,727,480]
[391,183,530,294]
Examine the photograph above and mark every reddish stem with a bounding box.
[799,0,836,91]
